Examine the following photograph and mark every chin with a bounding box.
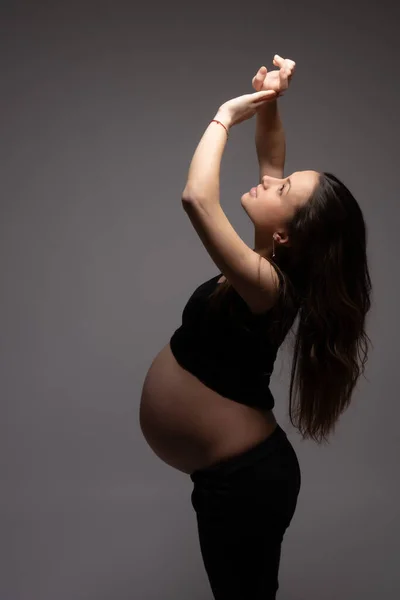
[240,202,254,222]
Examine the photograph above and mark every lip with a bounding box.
[250,186,258,197]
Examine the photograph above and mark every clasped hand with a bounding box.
[217,54,296,128]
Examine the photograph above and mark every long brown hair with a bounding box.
[206,172,373,444]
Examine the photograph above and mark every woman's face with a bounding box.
[241,170,320,234]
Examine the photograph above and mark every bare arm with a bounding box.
[255,99,286,182]
[253,55,295,181]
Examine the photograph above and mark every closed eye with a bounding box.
[279,178,291,195]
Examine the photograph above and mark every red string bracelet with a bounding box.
[211,119,229,138]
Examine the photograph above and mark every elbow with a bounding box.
[181,190,203,206]
[181,195,196,209]
[181,182,207,205]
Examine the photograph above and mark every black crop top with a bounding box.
[169,272,283,409]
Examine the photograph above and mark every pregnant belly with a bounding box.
[139,342,277,474]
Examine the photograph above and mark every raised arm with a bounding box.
[255,99,286,182]
[253,56,296,182]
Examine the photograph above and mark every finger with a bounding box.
[274,55,296,74]
[279,66,288,82]
[253,66,267,81]
[285,61,296,79]
[274,54,284,66]
[253,90,277,103]
[279,68,289,91]
[252,76,261,91]
[253,66,266,77]
[254,90,276,98]
[252,66,267,90]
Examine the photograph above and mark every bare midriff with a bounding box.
[139,341,278,475]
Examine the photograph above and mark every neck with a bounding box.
[253,234,274,259]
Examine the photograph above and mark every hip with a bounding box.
[190,423,302,529]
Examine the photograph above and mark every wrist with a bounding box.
[214,109,233,130]
[256,98,278,116]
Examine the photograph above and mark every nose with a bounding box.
[262,175,281,187]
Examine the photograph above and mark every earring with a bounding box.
[272,235,276,258]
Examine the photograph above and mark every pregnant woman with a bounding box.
[140,55,372,599]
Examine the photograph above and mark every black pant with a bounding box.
[190,424,301,599]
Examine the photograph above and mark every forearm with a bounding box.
[181,110,231,204]
[255,100,286,166]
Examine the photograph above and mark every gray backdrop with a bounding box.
[2,0,399,598]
